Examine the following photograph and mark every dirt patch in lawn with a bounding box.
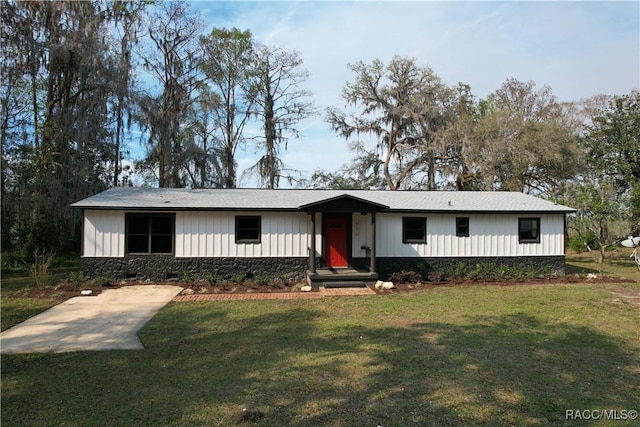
[5,274,633,302]
[374,274,634,295]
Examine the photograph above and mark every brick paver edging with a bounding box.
[172,287,377,301]
[173,292,324,301]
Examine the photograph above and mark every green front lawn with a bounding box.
[2,279,639,426]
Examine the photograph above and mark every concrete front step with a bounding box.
[320,281,368,288]
[306,269,378,287]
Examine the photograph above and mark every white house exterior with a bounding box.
[72,188,575,282]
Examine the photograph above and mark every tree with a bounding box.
[473,78,581,195]
[247,45,317,188]
[422,83,482,190]
[110,0,147,187]
[558,90,640,262]
[1,0,132,259]
[136,0,203,188]
[581,90,640,231]
[200,27,256,189]
[309,142,386,189]
[561,177,627,263]
[326,56,454,190]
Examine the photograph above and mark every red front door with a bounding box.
[324,217,348,268]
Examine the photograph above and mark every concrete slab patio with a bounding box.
[0,285,183,354]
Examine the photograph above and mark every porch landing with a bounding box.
[306,268,378,288]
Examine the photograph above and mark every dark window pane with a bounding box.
[456,217,469,237]
[519,218,540,243]
[128,216,149,234]
[151,235,173,253]
[403,217,426,243]
[128,235,149,253]
[126,213,174,254]
[236,216,261,243]
[151,216,173,234]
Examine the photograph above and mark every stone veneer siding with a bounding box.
[352,256,566,280]
[82,256,314,282]
[84,255,565,282]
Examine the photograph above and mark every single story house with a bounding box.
[71,188,576,284]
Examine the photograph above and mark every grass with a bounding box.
[1,268,79,331]
[566,247,639,278]
[2,251,639,426]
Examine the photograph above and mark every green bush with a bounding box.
[1,252,26,275]
[203,270,222,284]
[567,232,599,252]
[94,275,116,287]
[388,270,422,284]
[441,262,550,282]
[181,271,195,283]
[69,271,86,286]
[429,270,445,284]
[255,273,271,286]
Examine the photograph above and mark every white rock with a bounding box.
[80,290,92,296]
[374,280,384,289]
[381,281,394,290]
[300,285,312,292]
[587,273,598,280]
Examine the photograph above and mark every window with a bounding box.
[456,217,469,237]
[126,214,174,254]
[403,217,426,243]
[235,216,261,243]
[519,218,540,243]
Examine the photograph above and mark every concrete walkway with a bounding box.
[0,285,183,354]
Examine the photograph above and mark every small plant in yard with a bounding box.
[388,270,422,284]
[272,275,288,289]
[232,273,246,284]
[452,262,469,279]
[29,249,55,288]
[429,270,445,284]
[93,275,116,287]
[69,271,86,286]
[203,269,222,284]
[255,272,271,286]
[181,271,195,283]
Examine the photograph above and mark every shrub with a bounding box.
[429,270,445,284]
[255,273,271,286]
[181,271,195,283]
[272,275,288,289]
[94,275,116,287]
[233,273,246,284]
[203,270,222,284]
[388,270,422,284]
[69,271,86,286]
[29,249,55,288]
[567,232,599,252]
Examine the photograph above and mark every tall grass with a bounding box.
[28,249,55,288]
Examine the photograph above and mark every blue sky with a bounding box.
[170,1,640,187]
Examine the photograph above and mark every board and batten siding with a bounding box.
[83,209,564,259]
[83,210,319,258]
[176,211,315,258]
[352,213,565,258]
[83,210,125,257]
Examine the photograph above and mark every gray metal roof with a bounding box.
[71,187,576,213]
